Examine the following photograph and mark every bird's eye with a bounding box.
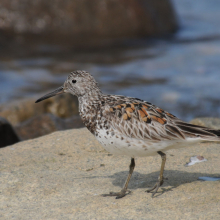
[72,80,77,83]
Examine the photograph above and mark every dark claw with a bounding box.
[102,189,131,199]
[146,179,164,197]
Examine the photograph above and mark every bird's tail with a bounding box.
[175,121,220,142]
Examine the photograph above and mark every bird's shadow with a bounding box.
[102,170,220,197]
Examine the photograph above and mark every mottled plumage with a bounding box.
[36,70,220,198]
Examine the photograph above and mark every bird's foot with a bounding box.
[102,189,131,199]
[146,178,164,197]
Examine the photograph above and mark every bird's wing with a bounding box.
[106,100,220,142]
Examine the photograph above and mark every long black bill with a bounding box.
[35,86,64,103]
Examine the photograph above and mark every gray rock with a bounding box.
[0,128,220,219]
[0,117,20,148]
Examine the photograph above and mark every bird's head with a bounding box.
[35,70,101,103]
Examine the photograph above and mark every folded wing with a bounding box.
[107,100,220,142]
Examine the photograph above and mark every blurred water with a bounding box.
[1,0,220,121]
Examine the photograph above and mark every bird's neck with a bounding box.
[78,92,103,134]
[78,92,102,114]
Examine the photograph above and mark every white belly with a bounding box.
[95,128,199,157]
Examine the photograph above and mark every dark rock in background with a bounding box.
[15,113,84,140]
[0,93,82,144]
[0,93,78,126]
[0,0,177,50]
[0,117,20,147]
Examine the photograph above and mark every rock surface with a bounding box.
[1,127,220,219]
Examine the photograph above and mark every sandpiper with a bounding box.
[36,70,220,199]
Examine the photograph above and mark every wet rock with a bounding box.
[15,113,84,140]
[0,128,220,219]
[0,117,20,148]
[0,0,177,47]
[190,117,220,130]
[0,93,78,126]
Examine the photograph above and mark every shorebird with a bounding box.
[36,70,220,199]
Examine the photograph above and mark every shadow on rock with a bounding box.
[104,170,220,191]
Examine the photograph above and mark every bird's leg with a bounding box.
[146,151,166,197]
[102,157,135,199]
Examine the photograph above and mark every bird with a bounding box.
[36,70,220,199]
